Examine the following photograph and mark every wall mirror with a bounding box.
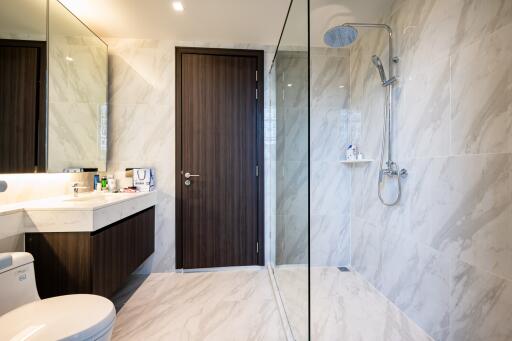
[47,0,108,172]
[0,0,47,173]
[0,0,108,174]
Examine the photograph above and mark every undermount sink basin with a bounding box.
[63,196,97,202]
[61,192,128,203]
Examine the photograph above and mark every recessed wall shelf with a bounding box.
[340,159,374,164]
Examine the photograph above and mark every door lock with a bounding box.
[184,179,192,186]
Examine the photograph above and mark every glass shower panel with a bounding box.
[270,0,310,339]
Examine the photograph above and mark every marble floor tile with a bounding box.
[112,269,286,341]
[275,266,432,341]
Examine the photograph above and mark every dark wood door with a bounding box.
[0,40,46,173]
[176,48,264,269]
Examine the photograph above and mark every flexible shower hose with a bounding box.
[377,86,402,206]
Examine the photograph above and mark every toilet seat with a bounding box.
[0,294,116,340]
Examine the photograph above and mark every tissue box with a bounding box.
[132,168,155,192]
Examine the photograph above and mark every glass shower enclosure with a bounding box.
[269,0,310,339]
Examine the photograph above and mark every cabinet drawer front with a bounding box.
[92,207,155,297]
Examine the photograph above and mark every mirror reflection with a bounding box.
[0,0,47,173]
[47,0,108,172]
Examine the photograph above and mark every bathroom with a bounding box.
[0,0,511,340]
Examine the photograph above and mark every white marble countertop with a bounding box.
[21,192,155,211]
[0,191,157,233]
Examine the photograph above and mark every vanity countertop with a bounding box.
[0,191,157,233]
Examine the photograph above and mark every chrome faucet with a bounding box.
[71,182,88,197]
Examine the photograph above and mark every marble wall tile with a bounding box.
[448,260,512,341]
[107,39,276,271]
[351,216,450,336]
[274,50,309,265]
[450,23,512,154]
[106,39,174,272]
[426,154,512,280]
[310,214,350,266]
[395,57,451,159]
[310,161,350,216]
[109,40,173,106]
[275,47,352,267]
[309,48,352,267]
[347,0,512,338]
[276,161,308,217]
[276,214,308,265]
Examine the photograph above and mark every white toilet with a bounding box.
[0,252,116,340]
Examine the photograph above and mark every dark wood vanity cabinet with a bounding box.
[25,207,155,299]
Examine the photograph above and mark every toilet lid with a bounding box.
[0,294,116,340]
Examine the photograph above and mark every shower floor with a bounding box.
[274,266,433,340]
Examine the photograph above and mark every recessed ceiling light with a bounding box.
[338,85,345,88]
[65,56,74,62]
[287,83,293,87]
[172,1,184,12]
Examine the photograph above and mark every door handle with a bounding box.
[184,172,200,179]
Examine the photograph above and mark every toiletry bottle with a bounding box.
[101,176,107,191]
[93,173,100,192]
[107,175,116,193]
[346,145,355,161]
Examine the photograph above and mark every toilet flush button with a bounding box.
[16,270,27,282]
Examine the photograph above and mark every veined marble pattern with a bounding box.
[275,51,309,266]
[275,266,432,341]
[47,0,108,172]
[450,23,512,154]
[346,0,512,339]
[448,260,512,341]
[275,48,352,267]
[107,39,276,272]
[112,269,286,341]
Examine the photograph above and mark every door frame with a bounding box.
[175,47,265,268]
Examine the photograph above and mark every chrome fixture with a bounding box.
[183,172,199,187]
[323,25,358,47]
[323,22,407,206]
[71,182,87,197]
[0,180,7,193]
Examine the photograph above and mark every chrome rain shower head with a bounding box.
[372,55,387,85]
[323,25,358,48]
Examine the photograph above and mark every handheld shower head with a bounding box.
[372,55,387,84]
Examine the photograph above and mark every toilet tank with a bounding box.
[0,252,40,316]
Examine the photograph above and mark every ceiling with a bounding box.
[58,0,291,45]
[58,0,394,46]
